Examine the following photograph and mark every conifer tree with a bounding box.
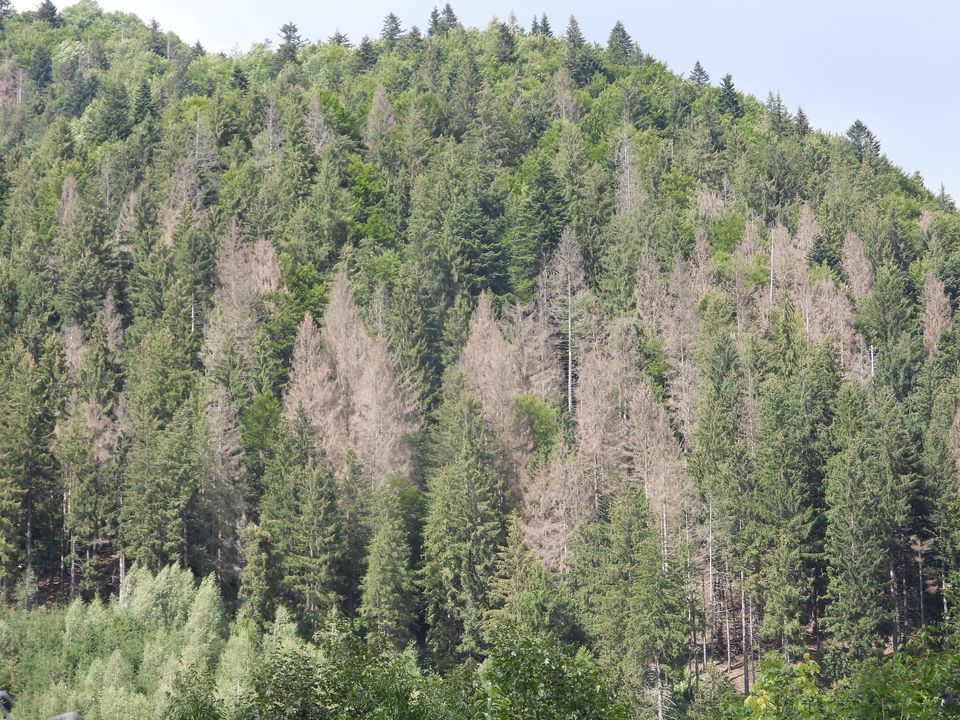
[484,519,579,644]
[718,74,742,117]
[277,22,304,67]
[570,488,689,716]
[123,395,202,570]
[261,409,345,628]
[507,153,567,299]
[387,267,439,414]
[823,384,888,668]
[753,342,837,653]
[36,0,60,26]
[606,21,634,64]
[421,371,509,664]
[380,13,402,49]
[441,3,459,30]
[690,61,710,86]
[0,0,12,30]
[238,521,271,626]
[846,119,881,163]
[360,478,417,650]
[427,7,442,35]
[539,13,552,36]
[540,227,589,414]
[564,16,585,48]
[795,107,811,136]
[28,46,52,88]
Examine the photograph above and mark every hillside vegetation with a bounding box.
[2,1,960,718]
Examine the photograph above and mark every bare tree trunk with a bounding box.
[655,656,666,720]
[748,593,757,688]
[918,554,925,626]
[26,489,33,571]
[890,558,901,649]
[70,535,76,599]
[812,586,820,654]
[724,563,732,671]
[701,575,708,669]
[566,277,573,413]
[902,570,909,636]
[707,501,715,659]
[741,573,749,695]
[943,563,948,616]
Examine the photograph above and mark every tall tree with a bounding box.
[690,61,710,86]
[359,478,417,650]
[718,74,742,117]
[606,21,634,64]
[571,488,690,719]
[261,410,345,629]
[540,227,590,414]
[380,13,402,49]
[421,371,509,664]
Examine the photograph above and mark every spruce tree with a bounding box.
[421,370,509,664]
[360,478,417,650]
[846,119,881,163]
[0,339,60,579]
[238,522,271,626]
[753,343,837,654]
[570,488,689,712]
[507,152,567,299]
[328,31,350,47]
[123,396,202,570]
[441,3,459,30]
[564,16,585,48]
[795,106,811,136]
[277,22,303,67]
[484,520,579,645]
[36,0,60,26]
[354,36,378,72]
[381,13,402,49]
[261,410,345,629]
[0,0,12,28]
[427,7,441,36]
[690,60,710,86]
[606,21,634,64]
[539,13,552,37]
[718,74,742,117]
[823,384,888,669]
[28,46,52,88]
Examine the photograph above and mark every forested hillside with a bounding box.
[2,1,960,718]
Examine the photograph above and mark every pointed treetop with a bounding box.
[428,6,441,35]
[718,73,742,117]
[846,119,880,162]
[329,30,351,47]
[540,13,552,37]
[381,13,403,47]
[606,21,634,62]
[690,60,709,86]
[565,16,585,49]
[37,0,60,25]
[795,106,811,136]
[442,3,459,28]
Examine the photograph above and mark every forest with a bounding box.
[1,1,960,717]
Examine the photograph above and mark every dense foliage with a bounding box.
[2,1,960,717]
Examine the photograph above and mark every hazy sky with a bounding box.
[12,0,960,197]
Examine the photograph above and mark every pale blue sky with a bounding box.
[12,0,960,198]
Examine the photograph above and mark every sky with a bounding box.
[12,0,960,198]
